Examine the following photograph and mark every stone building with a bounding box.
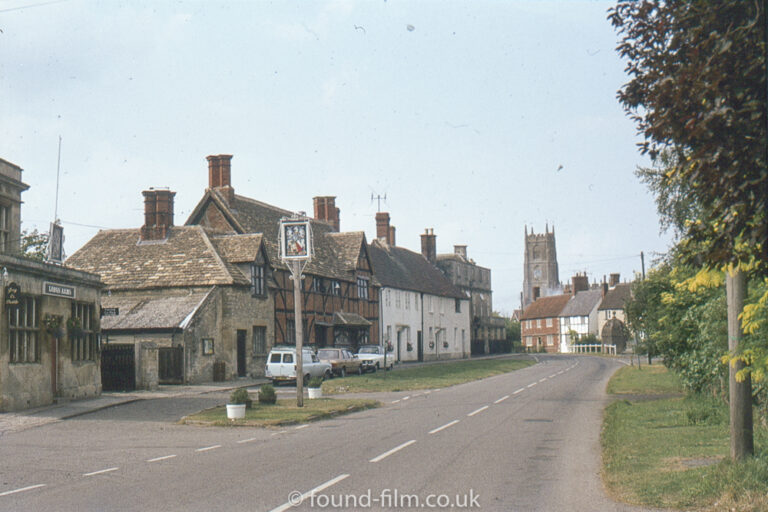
[67,188,274,389]
[185,155,379,352]
[369,213,470,362]
[522,225,561,308]
[1,158,103,411]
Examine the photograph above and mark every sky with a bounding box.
[0,0,673,315]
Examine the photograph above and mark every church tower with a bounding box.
[522,224,560,308]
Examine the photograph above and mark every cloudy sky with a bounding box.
[0,0,672,314]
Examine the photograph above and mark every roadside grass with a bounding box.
[322,357,535,394]
[606,363,682,395]
[181,398,379,427]
[602,365,768,511]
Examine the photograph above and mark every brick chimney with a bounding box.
[206,154,234,204]
[454,245,467,260]
[313,196,340,232]
[140,188,175,241]
[389,226,396,246]
[572,273,589,297]
[609,273,621,287]
[376,212,390,242]
[420,228,436,263]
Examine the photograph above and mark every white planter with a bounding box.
[226,403,246,419]
[308,387,323,399]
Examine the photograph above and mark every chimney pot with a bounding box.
[389,225,396,246]
[313,196,340,232]
[140,188,176,241]
[376,212,391,242]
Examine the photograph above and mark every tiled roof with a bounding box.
[521,294,571,320]
[209,233,265,263]
[368,240,467,299]
[66,226,250,290]
[333,311,372,326]
[100,290,212,331]
[598,283,632,310]
[560,289,603,317]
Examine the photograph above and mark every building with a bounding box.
[434,238,505,354]
[557,274,602,352]
[185,154,379,352]
[597,274,631,335]
[369,213,470,362]
[1,158,103,411]
[522,225,561,308]
[67,188,274,389]
[520,293,571,353]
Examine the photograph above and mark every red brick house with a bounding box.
[520,294,571,353]
[185,155,379,352]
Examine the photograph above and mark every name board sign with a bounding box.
[5,282,20,308]
[43,282,76,299]
[101,307,119,317]
[279,219,313,261]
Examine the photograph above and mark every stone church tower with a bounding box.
[522,225,560,308]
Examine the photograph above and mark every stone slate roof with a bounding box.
[333,311,372,326]
[66,226,260,290]
[598,283,632,311]
[186,189,376,284]
[368,240,467,300]
[209,233,265,263]
[100,290,212,331]
[560,289,603,317]
[521,294,571,320]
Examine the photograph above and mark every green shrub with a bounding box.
[229,388,250,405]
[258,384,277,404]
[307,376,323,388]
[684,397,726,426]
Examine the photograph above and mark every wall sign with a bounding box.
[101,307,119,317]
[4,282,20,308]
[43,281,76,299]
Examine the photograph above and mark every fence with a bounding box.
[572,344,616,355]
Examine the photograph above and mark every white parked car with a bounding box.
[356,344,395,372]
[265,346,332,385]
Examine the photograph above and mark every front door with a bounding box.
[236,330,247,377]
[417,331,423,362]
[316,325,327,348]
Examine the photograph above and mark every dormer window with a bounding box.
[250,263,265,297]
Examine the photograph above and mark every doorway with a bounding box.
[236,330,247,377]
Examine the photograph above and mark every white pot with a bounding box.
[308,387,322,399]
[226,403,246,419]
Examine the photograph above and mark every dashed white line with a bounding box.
[295,424,309,430]
[0,484,46,497]
[84,467,119,477]
[402,396,410,401]
[196,445,221,452]
[391,399,401,404]
[513,388,525,395]
[468,405,489,417]
[429,420,460,434]
[237,437,258,444]
[549,374,557,378]
[494,395,510,404]
[370,440,417,462]
[271,430,288,436]
[527,382,537,388]
[147,454,177,463]
[269,474,350,512]
[539,378,547,383]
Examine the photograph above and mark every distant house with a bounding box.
[1,158,103,411]
[558,287,602,353]
[368,213,470,362]
[520,294,571,353]
[67,188,274,389]
[185,155,379,352]
[597,276,632,336]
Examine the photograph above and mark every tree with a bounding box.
[610,1,766,460]
[21,228,48,261]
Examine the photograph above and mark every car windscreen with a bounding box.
[358,347,378,353]
[317,350,338,358]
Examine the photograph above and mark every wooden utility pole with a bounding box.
[726,269,753,460]
[292,261,305,407]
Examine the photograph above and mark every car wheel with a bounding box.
[303,374,310,387]
[339,367,346,378]
[324,370,332,381]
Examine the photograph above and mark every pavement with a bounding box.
[0,377,269,435]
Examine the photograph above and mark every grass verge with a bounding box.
[602,365,768,511]
[606,363,682,395]
[322,357,535,394]
[181,398,380,427]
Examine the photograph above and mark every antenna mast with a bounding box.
[54,136,61,223]
[370,192,387,212]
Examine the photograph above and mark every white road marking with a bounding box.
[402,396,410,401]
[0,484,46,497]
[549,374,557,378]
[147,454,177,463]
[429,420,460,434]
[196,445,221,452]
[513,388,525,395]
[269,474,350,512]
[295,424,309,430]
[539,378,547,383]
[468,405,489,417]
[370,440,417,462]
[271,430,288,436]
[391,399,401,404]
[494,395,510,404]
[84,467,119,477]
[237,437,258,444]
[527,382,537,388]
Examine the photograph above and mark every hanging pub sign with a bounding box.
[47,222,64,264]
[4,282,20,309]
[279,218,312,261]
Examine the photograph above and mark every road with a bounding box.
[0,355,649,511]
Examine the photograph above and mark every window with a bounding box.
[455,299,461,313]
[331,280,341,296]
[386,325,392,343]
[405,293,410,310]
[385,289,391,307]
[429,296,433,313]
[357,277,369,299]
[202,338,215,355]
[71,302,97,361]
[312,277,325,293]
[250,263,266,297]
[286,320,296,343]
[253,326,266,355]
[546,318,552,327]
[0,205,9,253]
[395,291,401,308]
[9,296,39,363]
[415,295,419,310]
[536,319,541,328]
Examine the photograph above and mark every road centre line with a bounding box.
[468,405,489,417]
[513,388,525,394]
[147,455,177,463]
[549,374,557,378]
[295,424,309,430]
[370,440,417,463]
[391,399,401,404]
[402,396,410,401]
[84,467,119,477]
[269,474,350,512]
[494,395,510,404]
[429,420,460,434]
[237,437,258,444]
[539,378,547,382]
[527,382,537,388]
[196,445,221,452]
[271,430,288,436]
[0,484,46,497]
